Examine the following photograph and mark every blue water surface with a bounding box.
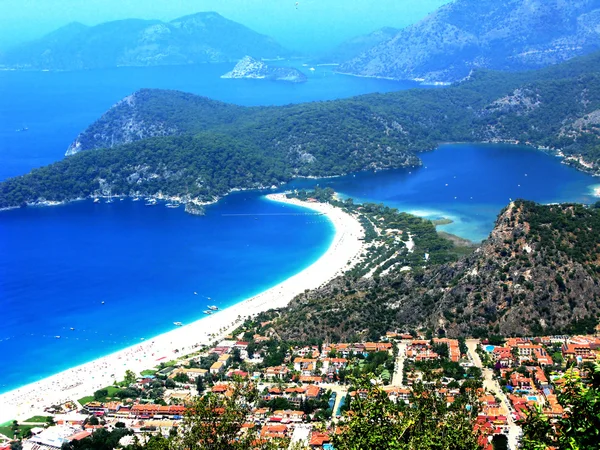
[0,195,333,391]
[302,144,600,241]
[0,63,416,393]
[1,64,599,394]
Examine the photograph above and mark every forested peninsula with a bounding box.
[1,51,600,209]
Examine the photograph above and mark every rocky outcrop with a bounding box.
[0,12,290,71]
[221,56,307,83]
[65,89,245,156]
[338,0,600,83]
[66,93,178,156]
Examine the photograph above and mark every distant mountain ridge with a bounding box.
[339,0,600,82]
[0,12,290,71]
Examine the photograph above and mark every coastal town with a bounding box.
[2,316,598,450]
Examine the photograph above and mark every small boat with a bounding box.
[93,197,100,203]
[101,301,105,305]
[132,197,141,202]
[166,202,180,208]
[194,292,198,295]
[145,198,157,206]
[70,327,75,331]
[173,322,183,327]
[207,305,218,311]
[203,310,213,315]
[55,336,61,339]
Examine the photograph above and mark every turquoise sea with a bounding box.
[1,63,599,393]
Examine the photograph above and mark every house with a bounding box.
[305,385,321,399]
[130,404,186,419]
[169,367,208,380]
[562,343,594,362]
[260,424,289,439]
[509,373,533,391]
[294,357,318,375]
[309,431,331,448]
[265,366,289,380]
[210,361,225,374]
[299,376,323,383]
[272,410,305,422]
[321,358,348,373]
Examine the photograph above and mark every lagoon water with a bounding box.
[0,63,599,393]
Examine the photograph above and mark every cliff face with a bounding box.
[221,56,307,83]
[338,0,600,82]
[274,201,600,341]
[0,12,289,71]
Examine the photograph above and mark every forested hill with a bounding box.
[1,51,600,209]
[271,200,600,342]
[0,12,290,71]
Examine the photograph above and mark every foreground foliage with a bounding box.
[520,362,600,450]
[333,380,482,450]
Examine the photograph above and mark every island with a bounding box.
[221,56,307,83]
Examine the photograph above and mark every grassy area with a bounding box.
[24,415,51,423]
[79,385,123,405]
[140,369,156,376]
[0,426,14,438]
[105,386,121,396]
[0,424,36,439]
[78,395,94,405]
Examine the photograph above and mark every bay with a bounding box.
[0,62,415,393]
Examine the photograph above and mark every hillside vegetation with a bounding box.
[270,200,600,341]
[2,51,600,209]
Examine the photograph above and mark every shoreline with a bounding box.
[0,193,366,424]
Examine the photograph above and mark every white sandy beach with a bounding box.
[0,194,365,423]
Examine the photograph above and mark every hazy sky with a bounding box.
[0,0,450,53]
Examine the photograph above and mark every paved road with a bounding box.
[391,342,407,387]
[466,339,521,450]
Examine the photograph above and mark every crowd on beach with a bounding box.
[0,194,367,424]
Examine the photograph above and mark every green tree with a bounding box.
[93,388,108,401]
[520,363,600,450]
[168,380,284,450]
[123,369,137,386]
[333,378,481,450]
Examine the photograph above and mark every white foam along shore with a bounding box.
[0,193,366,423]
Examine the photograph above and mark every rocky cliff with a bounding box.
[339,0,600,83]
[0,12,289,71]
[221,56,307,83]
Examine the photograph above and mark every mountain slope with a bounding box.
[272,201,600,341]
[339,0,600,82]
[316,27,399,64]
[0,12,289,70]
